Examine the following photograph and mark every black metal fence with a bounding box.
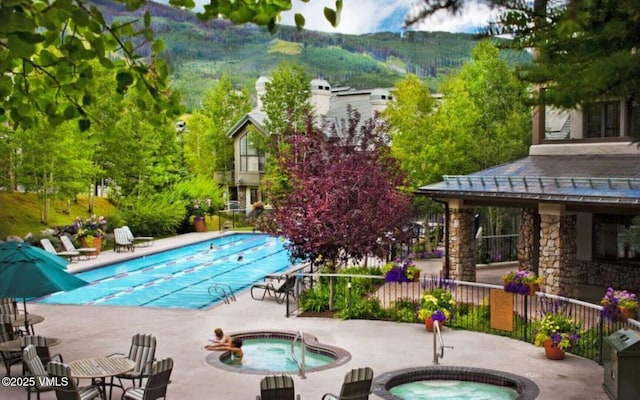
[476,234,519,264]
[281,273,640,365]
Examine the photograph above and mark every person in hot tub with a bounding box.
[215,338,243,363]
[205,328,232,350]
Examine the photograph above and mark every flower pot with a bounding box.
[81,236,101,256]
[411,272,420,282]
[194,219,207,232]
[620,307,636,321]
[527,283,540,296]
[543,340,565,360]
[425,317,445,332]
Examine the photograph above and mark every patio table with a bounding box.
[0,336,60,352]
[10,313,45,335]
[68,357,135,400]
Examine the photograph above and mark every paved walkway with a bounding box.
[1,233,608,399]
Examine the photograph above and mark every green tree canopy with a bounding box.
[408,0,640,107]
[386,41,530,186]
[1,0,343,131]
[183,76,251,176]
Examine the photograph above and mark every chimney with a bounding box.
[255,76,271,111]
[370,89,392,114]
[310,79,331,116]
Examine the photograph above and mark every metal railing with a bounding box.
[476,234,518,264]
[432,320,453,365]
[291,331,306,378]
[288,272,640,365]
[208,284,236,304]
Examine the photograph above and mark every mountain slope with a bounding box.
[91,0,531,110]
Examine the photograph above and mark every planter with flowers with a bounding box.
[417,288,456,332]
[502,269,542,296]
[601,287,639,322]
[73,215,107,255]
[533,312,581,360]
[188,199,212,232]
[383,258,421,283]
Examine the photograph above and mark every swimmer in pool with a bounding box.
[205,328,232,350]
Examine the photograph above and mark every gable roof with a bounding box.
[226,111,268,139]
[417,154,640,207]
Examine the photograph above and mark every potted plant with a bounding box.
[188,199,211,232]
[73,215,107,254]
[533,312,581,360]
[601,287,639,322]
[383,258,421,283]
[417,288,456,332]
[502,269,542,295]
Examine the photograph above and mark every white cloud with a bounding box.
[184,0,498,34]
[281,0,499,34]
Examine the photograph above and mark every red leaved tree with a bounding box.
[259,108,413,310]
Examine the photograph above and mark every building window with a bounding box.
[239,134,265,172]
[593,214,640,263]
[249,188,258,205]
[584,101,620,138]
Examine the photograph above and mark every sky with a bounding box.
[184,0,499,34]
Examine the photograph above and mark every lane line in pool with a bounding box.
[86,237,263,286]
[84,245,287,307]
[42,234,291,309]
[138,248,289,308]
[48,235,264,304]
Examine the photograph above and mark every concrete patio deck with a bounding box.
[1,232,608,399]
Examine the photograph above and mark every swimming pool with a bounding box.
[37,233,294,309]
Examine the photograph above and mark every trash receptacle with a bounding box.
[603,328,640,400]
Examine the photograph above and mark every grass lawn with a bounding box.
[0,193,114,239]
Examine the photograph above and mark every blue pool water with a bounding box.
[223,338,335,372]
[37,233,293,309]
[389,380,518,399]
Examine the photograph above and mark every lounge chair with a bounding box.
[256,375,300,400]
[108,333,157,399]
[250,274,297,304]
[59,235,97,260]
[122,225,154,247]
[113,228,134,253]
[23,344,57,400]
[321,367,374,400]
[47,361,102,400]
[40,238,80,262]
[122,357,173,400]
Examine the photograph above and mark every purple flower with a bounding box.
[431,310,447,322]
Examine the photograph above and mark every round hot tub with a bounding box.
[372,366,539,399]
[205,330,351,375]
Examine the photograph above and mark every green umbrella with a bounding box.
[0,241,88,331]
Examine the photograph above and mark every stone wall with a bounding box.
[518,208,537,271]
[575,260,640,293]
[449,208,476,281]
[539,214,577,297]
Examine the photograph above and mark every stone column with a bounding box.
[518,208,539,272]
[539,205,577,297]
[449,205,476,282]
